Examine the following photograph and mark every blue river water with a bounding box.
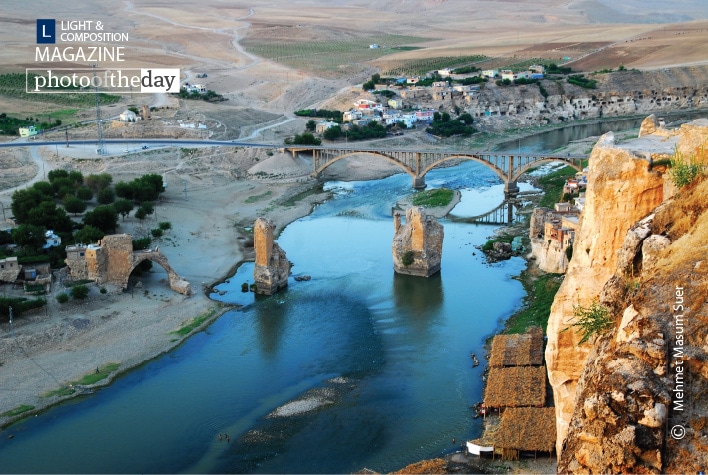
[0,162,528,473]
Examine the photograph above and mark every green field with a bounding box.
[241,33,431,77]
[0,73,120,108]
[377,55,488,77]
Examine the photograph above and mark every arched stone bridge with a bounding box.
[130,249,191,295]
[286,146,585,195]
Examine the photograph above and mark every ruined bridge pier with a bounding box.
[288,146,585,197]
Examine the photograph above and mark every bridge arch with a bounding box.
[129,251,191,295]
[314,151,416,178]
[511,158,584,182]
[420,154,507,183]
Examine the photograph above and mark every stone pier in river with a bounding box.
[253,217,291,295]
[392,206,443,277]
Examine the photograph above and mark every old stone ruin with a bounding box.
[253,217,291,295]
[392,206,444,277]
[65,234,191,295]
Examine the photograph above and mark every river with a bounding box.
[0,161,530,473]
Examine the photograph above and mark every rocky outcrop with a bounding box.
[253,217,290,294]
[546,130,667,456]
[531,239,569,274]
[392,207,443,277]
[550,119,708,472]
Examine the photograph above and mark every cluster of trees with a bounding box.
[426,111,475,137]
[294,109,343,121]
[567,74,597,89]
[0,113,62,136]
[177,89,226,102]
[285,132,321,146]
[5,171,165,267]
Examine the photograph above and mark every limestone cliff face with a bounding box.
[550,119,708,473]
[531,238,569,274]
[253,217,290,295]
[392,207,443,277]
[546,128,666,455]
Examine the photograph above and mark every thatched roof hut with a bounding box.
[489,326,544,367]
[494,407,556,457]
[484,365,547,408]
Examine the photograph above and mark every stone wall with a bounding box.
[253,217,290,294]
[392,207,443,277]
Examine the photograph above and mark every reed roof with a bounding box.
[484,365,547,408]
[494,407,556,452]
[489,326,544,367]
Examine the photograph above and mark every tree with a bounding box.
[323,125,342,141]
[11,188,53,222]
[26,202,73,233]
[158,221,172,230]
[151,228,164,238]
[290,132,321,146]
[68,170,84,187]
[47,169,69,182]
[56,293,69,304]
[83,205,118,233]
[138,201,154,216]
[305,119,316,132]
[70,285,89,300]
[134,207,147,221]
[97,187,115,205]
[76,186,94,201]
[113,198,134,221]
[458,112,474,125]
[11,224,46,250]
[74,225,104,244]
[84,173,112,192]
[64,196,87,215]
[32,181,54,197]
[114,181,134,200]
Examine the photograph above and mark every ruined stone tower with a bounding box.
[392,206,444,277]
[253,217,291,294]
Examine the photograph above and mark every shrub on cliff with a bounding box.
[564,300,613,344]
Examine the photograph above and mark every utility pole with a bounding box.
[93,64,106,155]
[9,306,13,334]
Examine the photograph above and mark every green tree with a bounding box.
[74,225,104,244]
[47,169,68,182]
[11,188,53,222]
[158,221,172,230]
[63,196,87,215]
[323,125,342,141]
[151,228,164,238]
[56,293,69,304]
[305,119,316,132]
[70,285,89,300]
[113,198,134,221]
[290,132,321,146]
[68,170,84,187]
[83,205,118,233]
[138,201,154,216]
[114,181,134,200]
[26,202,73,233]
[134,207,147,221]
[458,112,474,125]
[11,224,46,250]
[76,186,94,201]
[32,181,54,197]
[97,187,115,205]
[84,173,113,192]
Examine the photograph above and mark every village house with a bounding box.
[315,121,339,133]
[119,110,137,122]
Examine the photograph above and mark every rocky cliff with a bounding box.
[392,207,443,277]
[547,117,708,472]
[253,217,291,295]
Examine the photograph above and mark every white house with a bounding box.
[343,110,362,122]
[482,69,498,79]
[119,110,137,122]
[43,230,61,249]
